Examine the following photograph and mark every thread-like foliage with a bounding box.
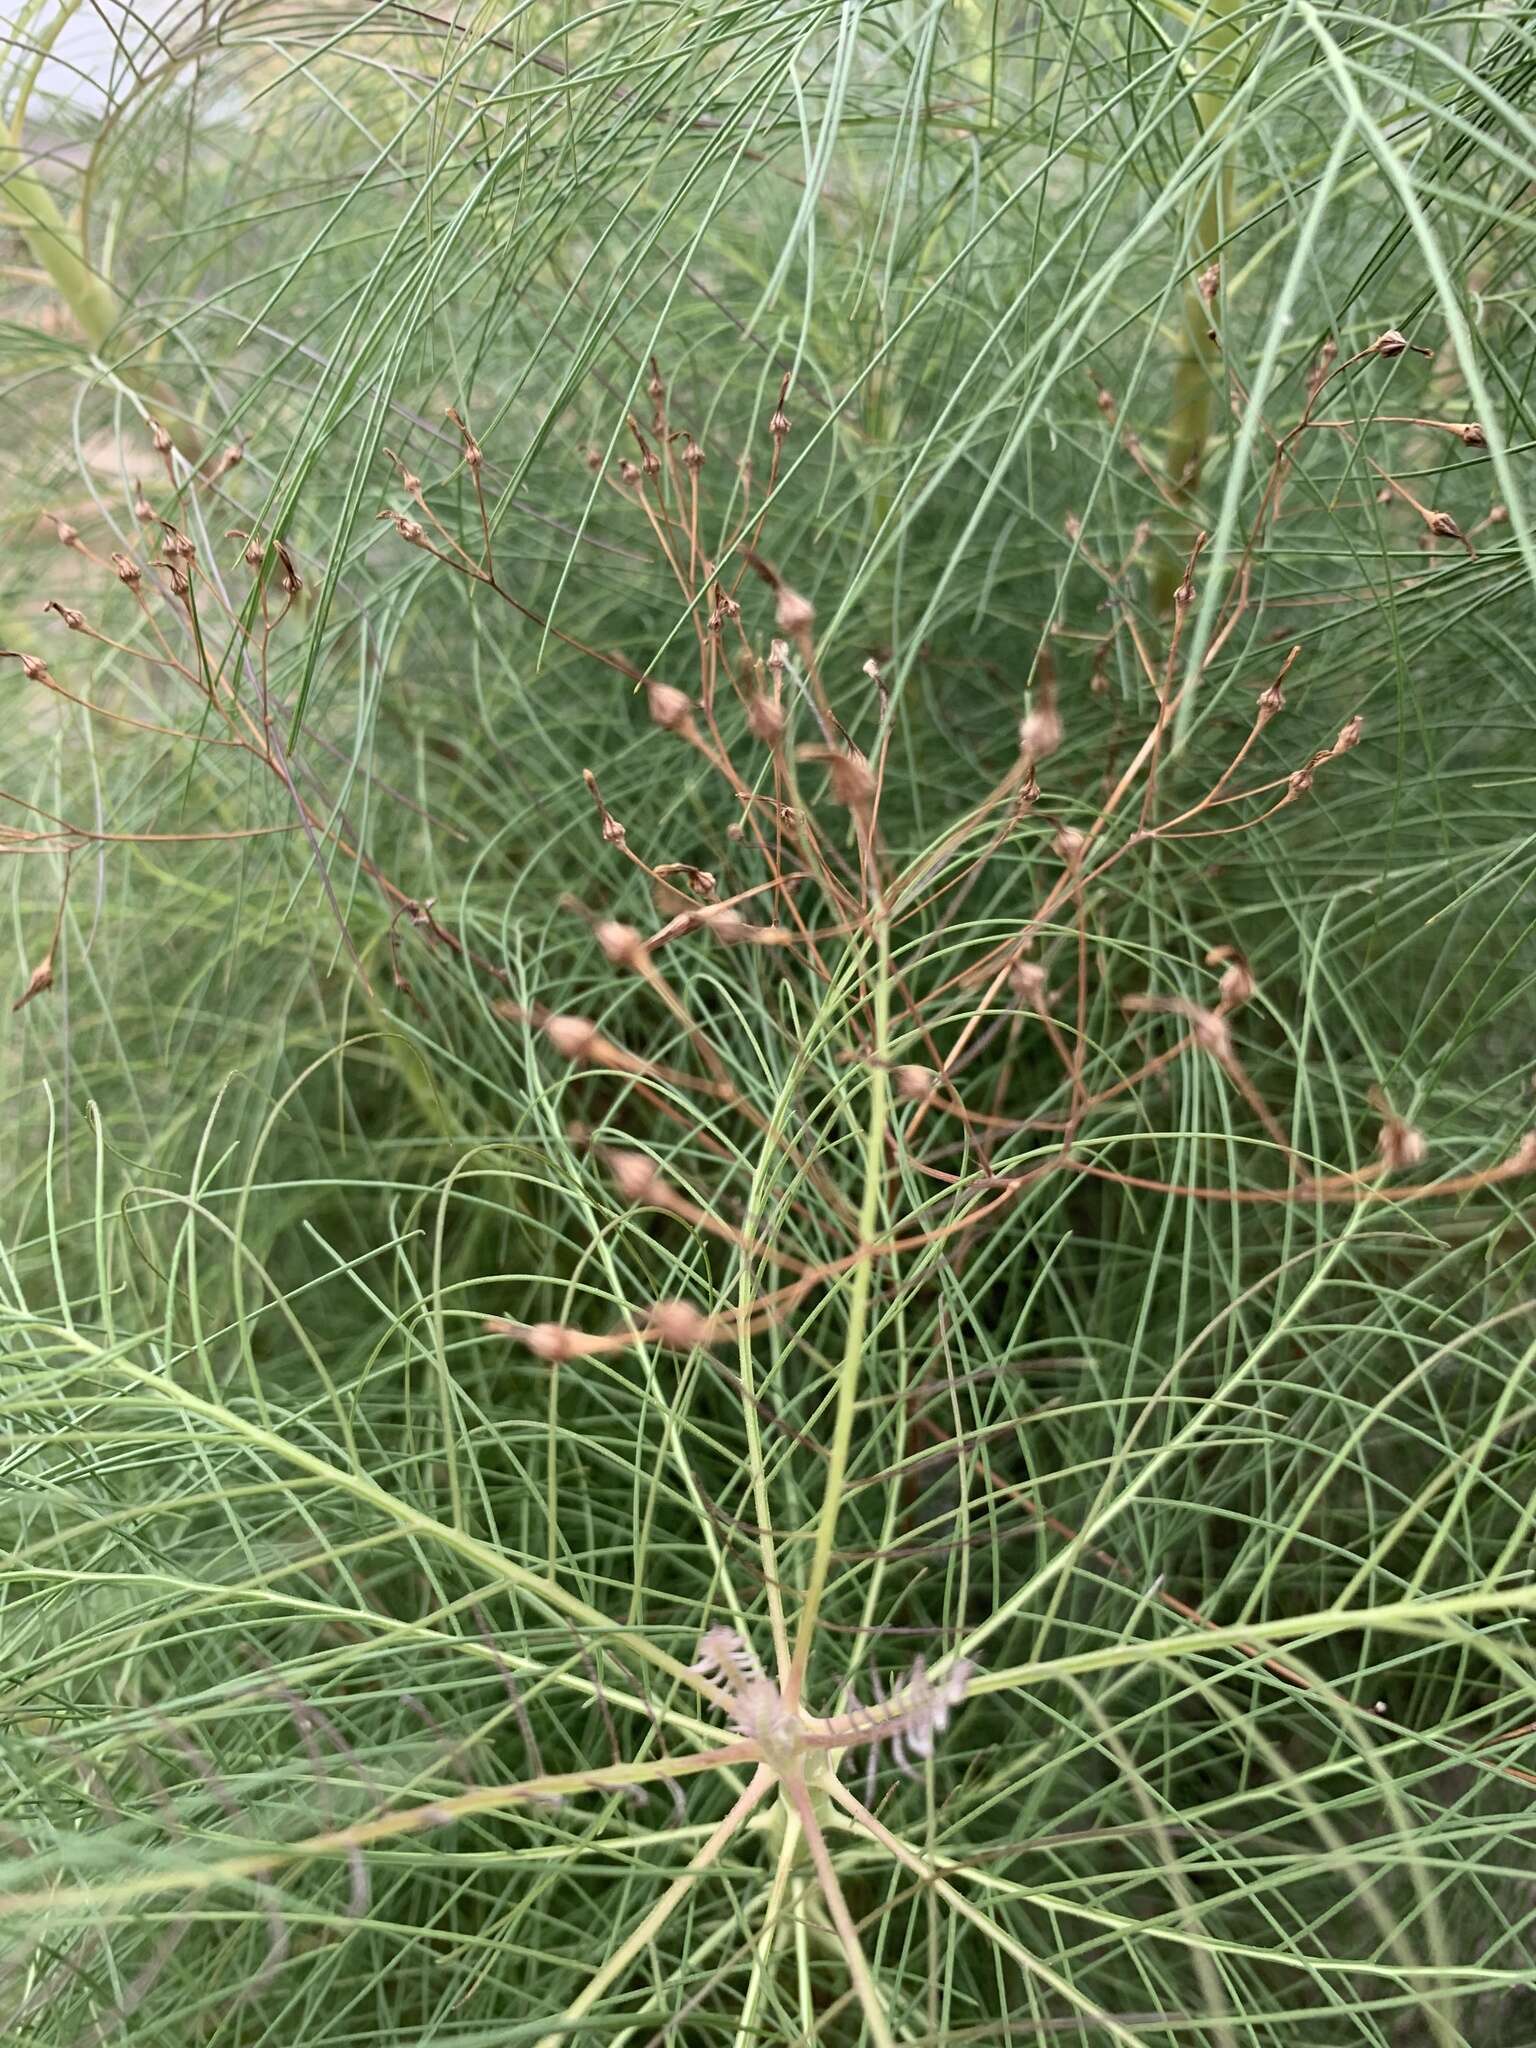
[4,5,1536,2045]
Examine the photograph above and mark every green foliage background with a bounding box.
[4,4,1536,2043]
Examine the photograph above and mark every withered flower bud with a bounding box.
[1333,714,1364,753]
[112,552,142,586]
[490,1320,586,1363]
[748,694,786,745]
[133,482,155,524]
[1191,1008,1233,1060]
[1018,702,1063,761]
[1054,823,1086,866]
[544,1013,600,1062]
[775,586,814,637]
[820,749,876,812]
[618,459,642,486]
[275,540,303,597]
[9,651,53,683]
[1376,1116,1427,1175]
[700,904,752,946]
[1197,260,1220,306]
[607,1150,671,1207]
[681,436,705,472]
[645,679,695,733]
[595,920,645,970]
[48,516,80,548]
[893,1063,940,1103]
[150,418,173,455]
[648,1300,713,1351]
[44,602,86,632]
[1458,422,1487,449]
[383,510,427,546]
[12,953,54,1013]
[1206,944,1255,1009]
[1372,329,1409,357]
[766,637,788,674]
[1488,503,1509,525]
[585,445,603,471]
[1010,960,1051,1013]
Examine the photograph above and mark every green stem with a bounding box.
[1152,4,1241,609]
[789,910,892,1701]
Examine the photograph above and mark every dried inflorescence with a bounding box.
[691,1628,976,1781]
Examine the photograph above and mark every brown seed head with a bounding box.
[1376,1116,1427,1175]
[543,1013,600,1062]
[747,694,786,745]
[12,954,55,1013]
[820,749,876,812]
[1206,944,1255,1009]
[893,1063,940,1103]
[595,921,646,970]
[701,904,752,946]
[44,602,86,632]
[766,637,788,674]
[1010,960,1052,1013]
[133,482,155,524]
[648,1299,713,1351]
[775,587,815,637]
[1333,714,1364,754]
[1426,510,1463,540]
[645,679,695,733]
[48,515,80,548]
[1458,422,1487,449]
[384,510,427,546]
[682,436,705,472]
[111,553,142,586]
[503,1321,586,1363]
[1191,1008,1232,1060]
[607,1150,672,1207]
[1018,702,1063,761]
[1054,824,1086,866]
